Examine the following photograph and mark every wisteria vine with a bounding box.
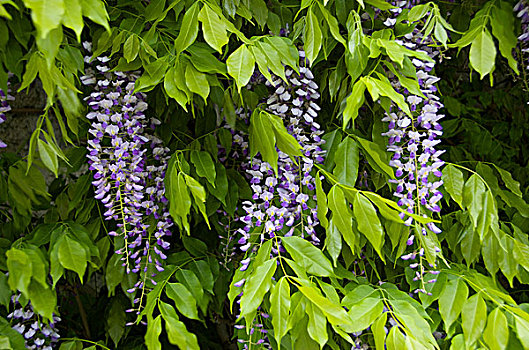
[381,2,444,294]
[81,42,172,313]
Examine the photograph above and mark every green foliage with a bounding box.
[0,0,529,349]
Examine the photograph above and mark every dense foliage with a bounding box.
[1,0,529,349]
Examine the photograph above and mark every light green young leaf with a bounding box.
[123,35,140,63]
[249,110,278,174]
[515,315,529,349]
[270,277,291,347]
[81,0,110,32]
[24,0,64,39]
[297,284,353,329]
[469,30,496,80]
[353,193,385,261]
[159,301,200,349]
[239,258,277,322]
[282,236,333,277]
[325,219,342,268]
[355,136,394,178]
[347,297,384,332]
[490,2,519,74]
[315,175,329,229]
[185,64,210,102]
[190,150,216,187]
[483,307,509,350]
[304,6,322,66]
[164,66,188,110]
[372,312,387,350]
[343,80,366,128]
[438,278,468,331]
[327,185,355,253]
[198,5,229,53]
[38,138,58,177]
[62,0,83,41]
[461,293,487,348]
[145,315,162,350]
[6,248,32,295]
[166,283,200,320]
[443,164,464,207]
[306,300,328,348]
[184,174,210,228]
[58,235,88,282]
[227,44,256,92]
[334,137,359,188]
[463,174,486,231]
[27,279,56,320]
[265,112,302,157]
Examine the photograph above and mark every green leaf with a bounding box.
[297,284,353,329]
[347,297,384,332]
[469,30,496,80]
[444,164,464,207]
[315,175,329,229]
[164,66,188,110]
[159,302,200,349]
[353,193,385,261]
[227,44,255,92]
[515,315,529,349]
[366,75,412,117]
[185,64,210,102]
[282,236,333,277]
[198,5,229,53]
[58,234,88,282]
[483,307,509,350]
[439,278,468,331]
[24,0,64,39]
[334,137,359,187]
[62,0,83,41]
[343,80,366,128]
[304,6,322,66]
[27,279,56,320]
[105,253,125,296]
[81,0,110,32]
[355,136,394,178]
[327,185,355,253]
[461,293,487,348]
[145,315,162,350]
[174,2,200,55]
[166,283,200,320]
[239,258,277,322]
[270,277,291,347]
[6,248,32,295]
[265,112,303,157]
[463,174,486,231]
[460,224,480,265]
[37,139,58,177]
[325,219,342,268]
[145,0,166,21]
[184,174,210,228]
[372,312,387,350]
[306,300,328,348]
[249,110,278,174]
[318,3,346,45]
[107,299,126,347]
[190,150,216,187]
[491,2,519,73]
[494,165,522,197]
[123,35,140,63]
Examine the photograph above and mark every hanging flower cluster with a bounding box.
[81,42,172,305]
[8,294,60,350]
[381,3,444,293]
[236,52,325,267]
[0,82,14,149]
